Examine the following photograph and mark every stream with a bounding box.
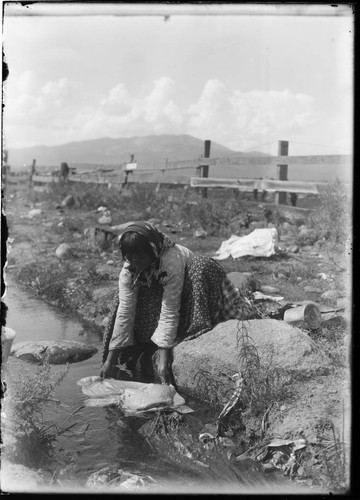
[2,274,304,493]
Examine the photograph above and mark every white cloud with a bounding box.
[144,77,183,127]
[100,83,132,115]
[4,73,316,150]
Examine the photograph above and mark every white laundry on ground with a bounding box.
[213,228,278,260]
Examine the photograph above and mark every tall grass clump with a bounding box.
[307,179,351,245]
[2,362,71,469]
[179,197,249,236]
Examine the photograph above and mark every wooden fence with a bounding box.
[3,140,352,204]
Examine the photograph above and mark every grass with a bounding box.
[6,178,351,490]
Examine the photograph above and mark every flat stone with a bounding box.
[11,339,98,364]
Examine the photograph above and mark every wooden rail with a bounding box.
[3,139,352,204]
[190,177,328,194]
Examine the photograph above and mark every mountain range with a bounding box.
[6,134,263,168]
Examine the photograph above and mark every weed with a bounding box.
[313,417,349,493]
[308,179,351,245]
[16,261,72,307]
[2,362,73,469]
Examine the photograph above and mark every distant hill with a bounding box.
[6,134,265,168]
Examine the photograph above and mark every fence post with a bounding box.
[199,139,211,198]
[30,159,36,188]
[276,140,288,205]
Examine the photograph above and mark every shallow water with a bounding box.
[2,275,311,494]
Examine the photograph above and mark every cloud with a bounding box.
[4,72,316,150]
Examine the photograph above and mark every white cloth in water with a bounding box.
[77,376,188,414]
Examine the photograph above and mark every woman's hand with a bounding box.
[100,350,119,379]
[157,348,172,385]
[100,360,114,379]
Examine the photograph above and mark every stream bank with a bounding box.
[2,188,351,493]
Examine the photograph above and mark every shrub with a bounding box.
[308,179,351,244]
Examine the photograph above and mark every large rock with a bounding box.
[10,339,98,364]
[172,319,330,400]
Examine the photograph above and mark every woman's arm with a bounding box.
[157,348,172,384]
[151,251,186,349]
[108,265,139,350]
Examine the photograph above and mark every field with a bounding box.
[2,178,352,493]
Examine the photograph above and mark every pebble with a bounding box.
[288,245,299,253]
[321,290,339,300]
[27,208,42,217]
[55,243,73,259]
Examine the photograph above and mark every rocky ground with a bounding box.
[2,185,352,493]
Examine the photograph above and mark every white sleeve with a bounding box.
[150,252,185,349]
[109,265,139,350]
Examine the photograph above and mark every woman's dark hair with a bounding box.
[120,232,156,261]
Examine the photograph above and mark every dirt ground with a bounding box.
[2,185,352,493]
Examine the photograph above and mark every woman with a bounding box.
[100,221,254,384]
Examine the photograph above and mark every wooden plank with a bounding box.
[190,177,258,190]
[190,177,329,194]
[69,176,112,185]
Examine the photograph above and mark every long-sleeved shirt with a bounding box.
[109,244,195,351]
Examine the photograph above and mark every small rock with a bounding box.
[55,243,73,259]
[106,260,114,266]
[61,195,75,208]
[323,316,347,329]
[289,245,299,254]
[194,229,207,238]
[321,290,339,300]
[98,215,112,225]
[27,208,42,217]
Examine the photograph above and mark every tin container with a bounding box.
[283,302,322,329]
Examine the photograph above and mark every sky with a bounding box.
[1,3,354,156]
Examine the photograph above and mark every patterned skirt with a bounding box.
[101,256,255,366]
